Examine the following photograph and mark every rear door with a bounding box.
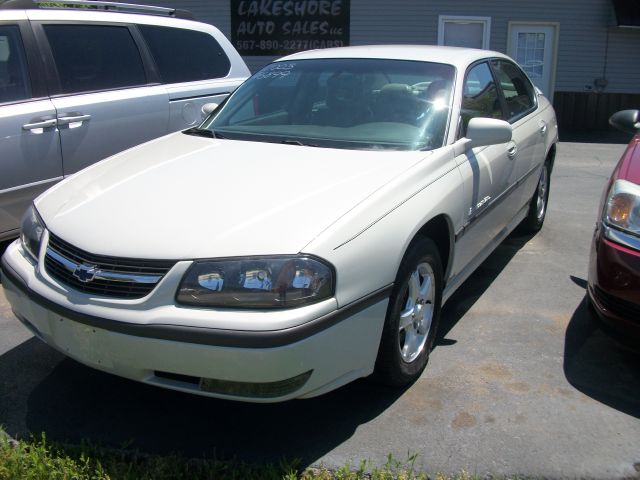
[137,24,247,131]
[0,20,62,239]
[32,20,170,176]
[490,59,544,208]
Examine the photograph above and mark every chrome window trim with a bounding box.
[603,223,640,252]
[0,176,63,195]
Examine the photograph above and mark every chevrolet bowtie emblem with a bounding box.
[73,263,98,283]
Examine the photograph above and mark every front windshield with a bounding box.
[202,58,455,151]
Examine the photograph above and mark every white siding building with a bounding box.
[141,0,640,131]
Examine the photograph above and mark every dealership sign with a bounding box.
[231,0,350,56]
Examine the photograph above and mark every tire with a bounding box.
[520,161,551,233]
[375,237,443,387]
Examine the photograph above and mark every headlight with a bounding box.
[20,205,45,261]
[176,256,334,309]
[603,179,640,237]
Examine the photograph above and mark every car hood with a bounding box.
[37,132,427,259]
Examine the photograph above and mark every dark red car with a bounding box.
[588,109,640,342]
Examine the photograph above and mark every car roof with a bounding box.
[0,6,211,32]
[279,45,510,68]
[0,0,195,22]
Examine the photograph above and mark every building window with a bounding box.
[438,16,491,50]
[514,32,545,79]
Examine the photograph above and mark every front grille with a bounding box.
[593,286,640,323]
[45,233,175,299]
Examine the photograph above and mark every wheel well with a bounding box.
[413,215,453,280]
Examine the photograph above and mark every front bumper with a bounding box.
[588,225,640,342]
[1,240,389,402]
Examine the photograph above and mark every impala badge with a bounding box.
[476,195,491,210]
[73,263,98,283]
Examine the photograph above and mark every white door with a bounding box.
[451,62,517,278]
[509,24,556,100]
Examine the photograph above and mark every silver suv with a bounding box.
[0,0,250,241]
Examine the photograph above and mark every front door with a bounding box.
[508,23,557,101]
[451,61,516,278]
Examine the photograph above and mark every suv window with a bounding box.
[0,25,31,104]
[491,59,536,120]
[139,25,231,83]
[460,61,503,136]
[44,24,146,94]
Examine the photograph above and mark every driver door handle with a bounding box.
[507,141,518,159]
[539,120,547,136]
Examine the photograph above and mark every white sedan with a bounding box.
[1,46,558,402]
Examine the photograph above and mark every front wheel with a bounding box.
[375,237,443,386]
[520,161,551,233]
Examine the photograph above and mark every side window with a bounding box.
[491,59,536,120]
[44,24,146,94]
[139,26,231,83]
[460,62,503,136]
[0,25,31,104]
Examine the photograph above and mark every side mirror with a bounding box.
[609,110,640,135]
[202,102,219,116]
[466,117,512,148]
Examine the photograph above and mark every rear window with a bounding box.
[491,59,536,120]
[44,24,146,94]
[139,25,231,83]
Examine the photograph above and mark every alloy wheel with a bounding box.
[398,262,435,363]
[536,165,549,220]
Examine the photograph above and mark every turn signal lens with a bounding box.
[604,179,640,236]
[608,194,632,223]
[20,205,45,261]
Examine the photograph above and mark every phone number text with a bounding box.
[236,39,345,51]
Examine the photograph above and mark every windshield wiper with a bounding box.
[183,127,226,139]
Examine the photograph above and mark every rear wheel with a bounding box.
[520,161,550,233]
[375,237,443,386]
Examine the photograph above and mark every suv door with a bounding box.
[0,21,62,240]
[451,61,516,277]
[32,21,170,176]
[137,24,242,131]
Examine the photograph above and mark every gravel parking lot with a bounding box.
[1,140,638,478]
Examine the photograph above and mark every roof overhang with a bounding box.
[612,0,640,28]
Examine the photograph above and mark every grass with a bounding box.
[0,433,482,480]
